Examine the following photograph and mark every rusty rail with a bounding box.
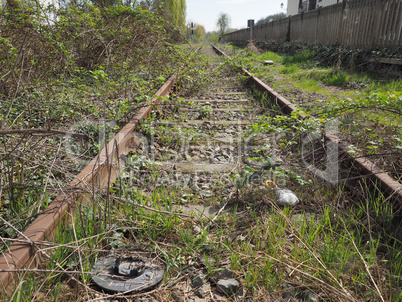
[0,75,176,292]
[213,45,402,202]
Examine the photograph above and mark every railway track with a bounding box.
[0,77,176,292]
[213,46,402,203]
[1,45,401,300]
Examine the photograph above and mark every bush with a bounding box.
[0,3,176,96]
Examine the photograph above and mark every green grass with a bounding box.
[6,149,401,299]
[242,48,402,165]
[282,50,316,65]
[245,50,282,63]
[249,49,401,93]
[259,51,282,62]
[366,78,402,92]
[280,65,300,74]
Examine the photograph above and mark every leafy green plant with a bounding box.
[323,71,349,86]
[282,49,316,65]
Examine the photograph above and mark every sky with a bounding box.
[186,0,287,32]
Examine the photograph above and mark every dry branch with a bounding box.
[0,128,88,139]
[111,196,192,218]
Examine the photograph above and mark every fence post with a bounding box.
[385,0,400,47]
[315,7,321,44]
[373,0,386,47]
[338,0,348,46]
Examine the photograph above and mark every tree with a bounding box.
[255,13,286,25]
[206,31,218,43]
[193,24,205,42]
[153,0,186,30]
[216,12,230,38]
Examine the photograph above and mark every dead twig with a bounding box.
[111,196,192,218]
[0,128,88,139]
[207,184,237,227]
[0,35,27,92]
[0,216,97,297]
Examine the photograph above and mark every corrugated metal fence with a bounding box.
[222,0,401,49]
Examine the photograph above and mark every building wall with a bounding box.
[287,0,300,16]
[287,0,342,15]
[316,0,340,8]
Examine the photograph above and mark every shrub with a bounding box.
[0,3,176,96]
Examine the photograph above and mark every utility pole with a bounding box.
[247,19,254,41]
[191,22,194,43]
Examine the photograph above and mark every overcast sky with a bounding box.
[186,0,287,32]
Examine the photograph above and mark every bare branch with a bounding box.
[0,128,88,139]
[0,35,27,92]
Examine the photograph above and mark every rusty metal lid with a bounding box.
[91,252,165,293]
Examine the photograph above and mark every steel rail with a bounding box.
[212,45,402,203]
[0,75,177,293]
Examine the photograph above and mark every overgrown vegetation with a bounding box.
[3,49,401,301]
[231,40,401,77]
[255,12,286,25]
[216,12,231,38]
[0,1,209,253]
[18,154,399,301]
[234,46,402,182]
[1,0,402,298]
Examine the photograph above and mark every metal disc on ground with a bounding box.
[91,252,165,293]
